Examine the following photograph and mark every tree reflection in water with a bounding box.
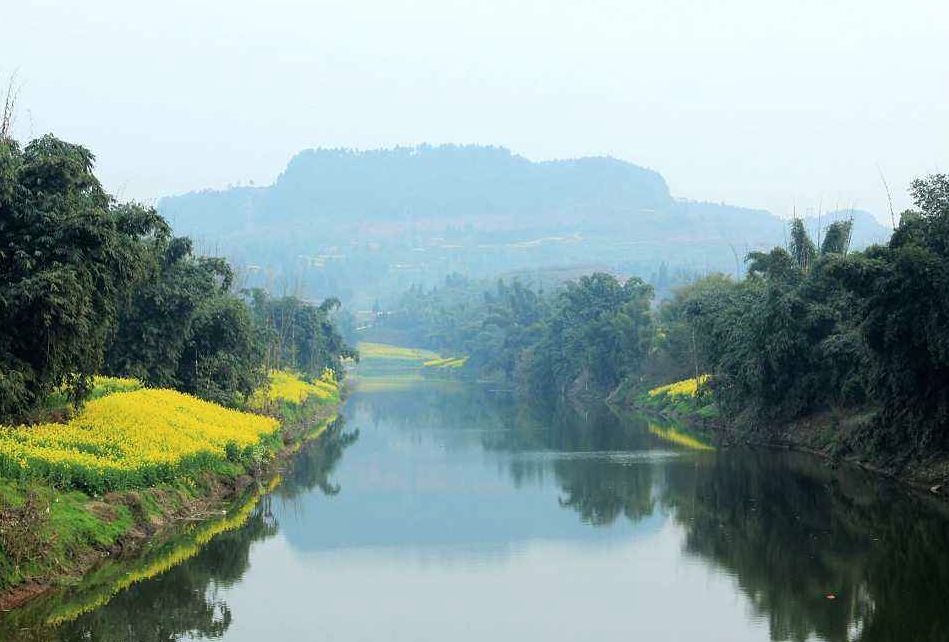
[555,458,655,526]
[20,386,949,642]
[661,450,949,642]
[476,392,949,642]
[376,384,949,642]
[525,402,949,642]
[55,510,275,641]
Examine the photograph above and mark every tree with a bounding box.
[828,175,949,454]
[789,217,817,271]
[530,273,654,397]
[470,279,548,380]
[247,290,356,379]
[105,234,266,405]
[662,216,870,421]
[0,135,164,418]
[820,219,853,256]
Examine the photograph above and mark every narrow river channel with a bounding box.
[9,380,949,641]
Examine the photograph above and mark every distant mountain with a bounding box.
[159,145,891,306]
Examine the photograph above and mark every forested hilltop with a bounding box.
[160,145,889,307]
[370,175,949,483]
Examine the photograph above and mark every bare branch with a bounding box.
[1,71,22,140]
[876,164,897,229]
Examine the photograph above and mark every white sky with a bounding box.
[4,0,948,222]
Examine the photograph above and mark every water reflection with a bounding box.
[555,458,656,526]
[278,422,359,500]
[54,507,277,641]
[345,385,949,641]
[10,383,948,641]
[663,450,949,642]
[2,418,358,641]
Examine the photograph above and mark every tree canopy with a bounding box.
[0,134,354,421]
[377,176,949,463]
[0,135,165,417]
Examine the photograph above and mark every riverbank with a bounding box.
[613,375,949,497]
[713,410,949,496]
[0,372,342,613]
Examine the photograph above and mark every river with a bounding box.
[7,380,949,641]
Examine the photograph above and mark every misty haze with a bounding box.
[1,2,948,641]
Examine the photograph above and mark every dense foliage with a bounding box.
[520,273,654,398]
[247,290,357,380]
[0,135,165,417]
[654,176,948,458]
[379,175,949,461]
[104,234,265,406]
[373,272,653,398]
[0,134,353,421]
[827,176,949,453]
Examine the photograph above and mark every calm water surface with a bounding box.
[14,382,949,641]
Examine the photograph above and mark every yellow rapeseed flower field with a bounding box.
[0,389,279,493]
[422,356,468,369]
[249,369,340,408]
[648,374,710,399]
[358,342,440,362]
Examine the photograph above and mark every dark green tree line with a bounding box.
[375,272,653,398]
[382,174,947,462]
[826,175,949,455]
[104,234,266,406]
[0,135,164,418]
[521,273,654,398]
[0,133,353,421]
[655,175,948,459]
[247,290,357,379]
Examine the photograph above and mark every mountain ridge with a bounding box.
[159,144,890,305]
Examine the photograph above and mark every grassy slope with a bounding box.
[0,372,341,608]
[357,342,440,360]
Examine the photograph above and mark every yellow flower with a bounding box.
[648,374,709,399]
[422,356,468,369]
[0,388,279,492]
[251,370,339,408]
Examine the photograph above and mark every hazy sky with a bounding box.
[4,0,948,222]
